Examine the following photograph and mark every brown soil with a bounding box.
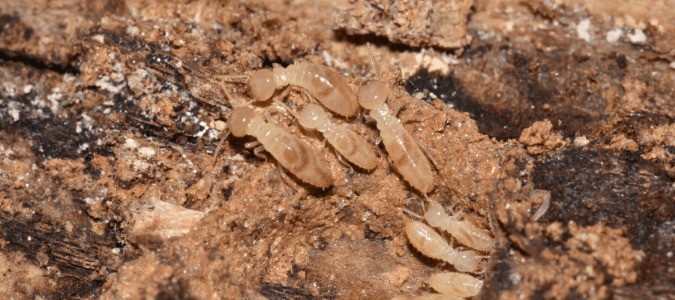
[1,0,674,299]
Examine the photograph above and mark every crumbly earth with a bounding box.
[1,0,674,299]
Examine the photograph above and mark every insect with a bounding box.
[425,202,494,252]
[247,62,360,117]
[530,189,551,221]
[405,220,480,272]
[357,81,434,194]
[297,103,378,170]
[428,272,483,298]
[392,294,463,300]
[228,106,333,188]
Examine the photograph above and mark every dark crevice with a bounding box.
[0,49,79,75]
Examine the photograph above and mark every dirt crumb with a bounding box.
[387,267,410,288]
[334,0,473,48]
[0,251,49,300]
[519,120,568,155]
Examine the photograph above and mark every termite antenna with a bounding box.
[422,193,432,203]
[218,74,249,83]
[402,208,424,220]
[366,42,380,80]
[407,79,420,92]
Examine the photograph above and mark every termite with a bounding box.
[429,272,483,298]
[247,62,360,117]
[392,294,463,300]
[425,202,494,252]
[297,103,378,170]
[357,81,434,194]
[228,106,333,188]
[530,189,551,221]
[405,220,480,272]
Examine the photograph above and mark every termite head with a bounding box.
[424,202,447,228]
[297,104,328,130]
[228,106,254,137]
[357,81,388,110]
[248,69,276,101]
[451,250,480,273]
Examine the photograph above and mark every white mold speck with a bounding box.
[138,147,156,158]
[47,88,62,114]
[8,101,20,122]
[92,34,105,44]
[124,138,138,149]
[627,29,646,44]
[606,28,622,43]
[576,19,591,42]
[95,75,127,94]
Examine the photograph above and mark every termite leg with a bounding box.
[386,156,401,175]
[288,124,300,134]
[212,132,230,165]
[253,146,267,160]
[244,141,266,161]
[245,141,261,149]
[278,102,297,120]
[363,114,377,125]
[272,85,296,119]
[370,143,383,158]
[415,139,440,170]
[388,96,404,117]
[277,161,300,192]
[334,150,354,175]
[278,85,292,101]
[264,111,275,124]
[300,89,318,106]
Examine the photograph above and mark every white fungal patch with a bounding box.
[8,101,21,122]
[574,135,590,147]
[4,83,17,97]
[124,138,138,149]
[95,75,127,94]
[138,147,156,158]
[92,34,105,44]
[627,28,646,44]
[47,88,62,114]
[606,28,622,43]
[576,19,592,42]
[78,143,90,153]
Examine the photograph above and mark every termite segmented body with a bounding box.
[297,104,378,170]
[429,272,483,298]
[405,221,480,272]
[228,106,333,188]
[425,202,494,252]
[248,62,360,117]
[358,81,434,194]
[392,295,462,300]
